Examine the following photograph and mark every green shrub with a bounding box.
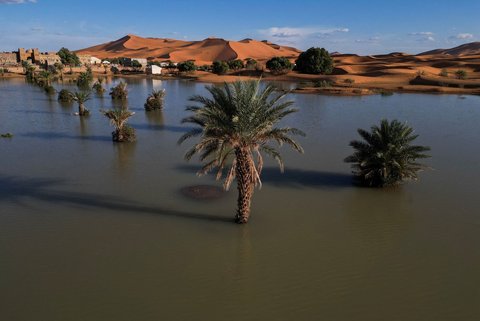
[455,69,467,79]
[177,60,197,72]
[212,61,229,75]
[295,47,334,74]
[266,57,293,74]
[227,59,244,70]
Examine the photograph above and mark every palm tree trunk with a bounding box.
[79,103,85,116]
[235,148,254,224]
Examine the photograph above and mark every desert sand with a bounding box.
[75,35,480,95]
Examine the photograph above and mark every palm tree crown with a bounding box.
[344,119,430,187]
[179,80,305,223]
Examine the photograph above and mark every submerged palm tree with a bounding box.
[144,89,166,111]
[101,108,136,142]
[72,91,90,116]
[344,119,430,187]
[109,81,128,99]
[179,80,305,224]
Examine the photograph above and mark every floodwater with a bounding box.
[0,77,479,321]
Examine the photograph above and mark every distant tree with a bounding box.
[295,47,334,74]
[177,60,197,72]
[54,62,64,80]
[455,69,467,80]
[57,47,81,70]
[245,58,257,69]
[227,59,244,70]
[72,91,91,116]
[439,68,448,77]
[37,70,53,87]
[345,119,431,187]
[109,81,128,99]
[110,66,120,74]
[21,60,31,74]
[76,67,94,88]
[131,60,142,70]
[266,57,293,74]
[212,61,229,75]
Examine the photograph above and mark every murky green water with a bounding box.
[0,77,479,321]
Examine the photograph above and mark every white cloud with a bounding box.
[259,26,349,40]
[409,31,434,36]
[355,36,380,44]
[0,0,36,3]
[455,33,473,39]
[257,26,349,49]
[409,31,435,42]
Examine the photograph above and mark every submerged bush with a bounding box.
[58,89,74,102]
[144,89,165,111]
[44,85,56,95]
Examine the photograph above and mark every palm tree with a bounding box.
[179,80,305,224]
[101,108,136,142]
[72,92,91,116]
[37,70,52,87]
[144,89,165,111]
[109,81,128,99]
[344,119,431,187]
[54,62,64,80]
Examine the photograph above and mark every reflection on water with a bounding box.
[0,78,479,321]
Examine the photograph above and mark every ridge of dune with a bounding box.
[418,42,480,56]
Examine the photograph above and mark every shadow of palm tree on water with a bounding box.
[175,165,353,189]
[0,175,232,223]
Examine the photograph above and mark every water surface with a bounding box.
[0,77,479,321]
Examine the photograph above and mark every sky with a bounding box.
[1,0,480,55]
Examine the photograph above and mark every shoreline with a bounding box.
[2,70,479,96]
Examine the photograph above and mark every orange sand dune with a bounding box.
[76,34,301,65]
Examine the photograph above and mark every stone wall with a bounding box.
[0,52,18,66]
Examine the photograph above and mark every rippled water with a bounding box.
[0,77,479,321]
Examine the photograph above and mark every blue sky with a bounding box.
[1,0,479,54]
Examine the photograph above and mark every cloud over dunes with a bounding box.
[454,33,474,40]
[0,0,36,3]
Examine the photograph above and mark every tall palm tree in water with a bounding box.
[179,80,305,224]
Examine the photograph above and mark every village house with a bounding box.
[146,65,162,75]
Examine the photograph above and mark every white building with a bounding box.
[132,58,148,67]
[146,65,162,75]
[90,56,102,65]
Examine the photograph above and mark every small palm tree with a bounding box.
[72,92,91,116]
[37,70,52,87]
[344,119,431,187]
[54,62,64,80]
[109,81,128,99]
[179,80,305,224]
[92,78,106,95]
[101,108,136,142]
[144,89,165,111]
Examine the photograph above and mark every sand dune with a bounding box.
[76,36,480,95]
[76,34,301,65]
[419,42,480,56]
